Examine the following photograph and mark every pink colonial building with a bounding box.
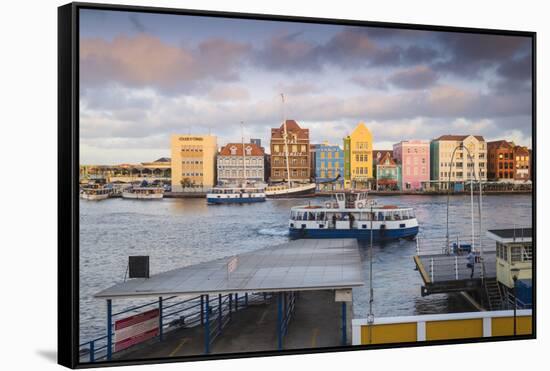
[393,140,430,190]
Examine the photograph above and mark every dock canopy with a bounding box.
[95,239,363,299]
[486,228,532,244]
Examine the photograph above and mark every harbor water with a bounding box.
[79,194,532,342]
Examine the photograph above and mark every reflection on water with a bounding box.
[79,194,532,341]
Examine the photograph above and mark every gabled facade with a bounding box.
[217,143,265,184]
[430,135,487,182]
[270,120,310,183]
[343,122,373,189]
[375,152,401,191]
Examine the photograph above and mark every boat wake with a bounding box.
[258,227,289,237]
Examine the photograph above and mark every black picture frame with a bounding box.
[58,2,536,368]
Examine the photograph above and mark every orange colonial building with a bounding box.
[487,140,531,181]
[487,140,515,180]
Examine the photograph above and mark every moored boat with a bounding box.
[122,181,164,199]
[207,186,266,204]
[288,192,419,241]
[265,182,316,198]
[80,180,113,201]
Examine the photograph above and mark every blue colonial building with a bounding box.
[315,142,345,190]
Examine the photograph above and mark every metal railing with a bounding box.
[80,292,271,363]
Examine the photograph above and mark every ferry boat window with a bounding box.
[511,246,522,263]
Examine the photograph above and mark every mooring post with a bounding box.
[229,294,233,319]
[200,295,204,325]
[277,292,283,350]
[106,299,112,361]
[159,297,163,341]
[89,340,95,363]
[341,302,347,345]
[204,294,210,354]
[218,294,222,334]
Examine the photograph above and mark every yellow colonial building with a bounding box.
[344,122,373,190]
[171,135,217,191]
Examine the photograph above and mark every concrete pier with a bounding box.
[89,239,363,362]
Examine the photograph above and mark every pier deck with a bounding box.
[90,239,363,362]
[414,251,496,296]
[117,290,341,360]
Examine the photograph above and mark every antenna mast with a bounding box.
[281,93,291,188]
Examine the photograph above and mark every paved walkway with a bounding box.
[118,290,343,360]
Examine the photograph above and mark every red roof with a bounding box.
[219,143,265,156]
[435,134,485,141]
[271,120,309,140]
[487,140,514,150]
[377,151,397,166]
[374,150,394,164]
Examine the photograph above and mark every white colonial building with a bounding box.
[430,134,487,182]
[216,143,265,184]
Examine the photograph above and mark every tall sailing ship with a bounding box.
[265,94,316,198]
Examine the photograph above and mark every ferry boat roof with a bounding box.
[291,192,413,212]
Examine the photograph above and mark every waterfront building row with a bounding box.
[81,122,531,192]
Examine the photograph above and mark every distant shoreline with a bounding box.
[164,190,532,198]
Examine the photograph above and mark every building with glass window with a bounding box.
[430,134,487,184]
[171,134,217,191]
[315,142,344,190]
[393,140,430,190]
[269,120,310,183]
[343,122,373,190]
[374,151,401,191]
[216,142,265,184]
[488,228,532,308]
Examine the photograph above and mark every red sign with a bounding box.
[114,308,159,352]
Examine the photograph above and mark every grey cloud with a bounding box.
[350,75,388,90]
[254,28,441,72]
[434,32,531,77]
[388,66,439,90]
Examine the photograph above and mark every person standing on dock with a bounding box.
[466,251,475,279]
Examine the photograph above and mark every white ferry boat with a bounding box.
[207,186,266,204]
[288,192,419,241]
[80,181,112,201]
[122,182,164,200]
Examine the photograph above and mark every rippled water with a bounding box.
[79,194,532,342]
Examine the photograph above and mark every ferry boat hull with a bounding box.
[122,191,163,200]
[289,225,419,241]
[207,195,266,204]
[80,192,110,201]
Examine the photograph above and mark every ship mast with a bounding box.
[281,93,291,188]
[241,121,247,188]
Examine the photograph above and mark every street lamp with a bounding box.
[511,267,520,336]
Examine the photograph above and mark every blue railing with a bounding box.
[80,292,271,363]
[277,292,297,350]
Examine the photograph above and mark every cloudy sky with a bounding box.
[80,9,533,165]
